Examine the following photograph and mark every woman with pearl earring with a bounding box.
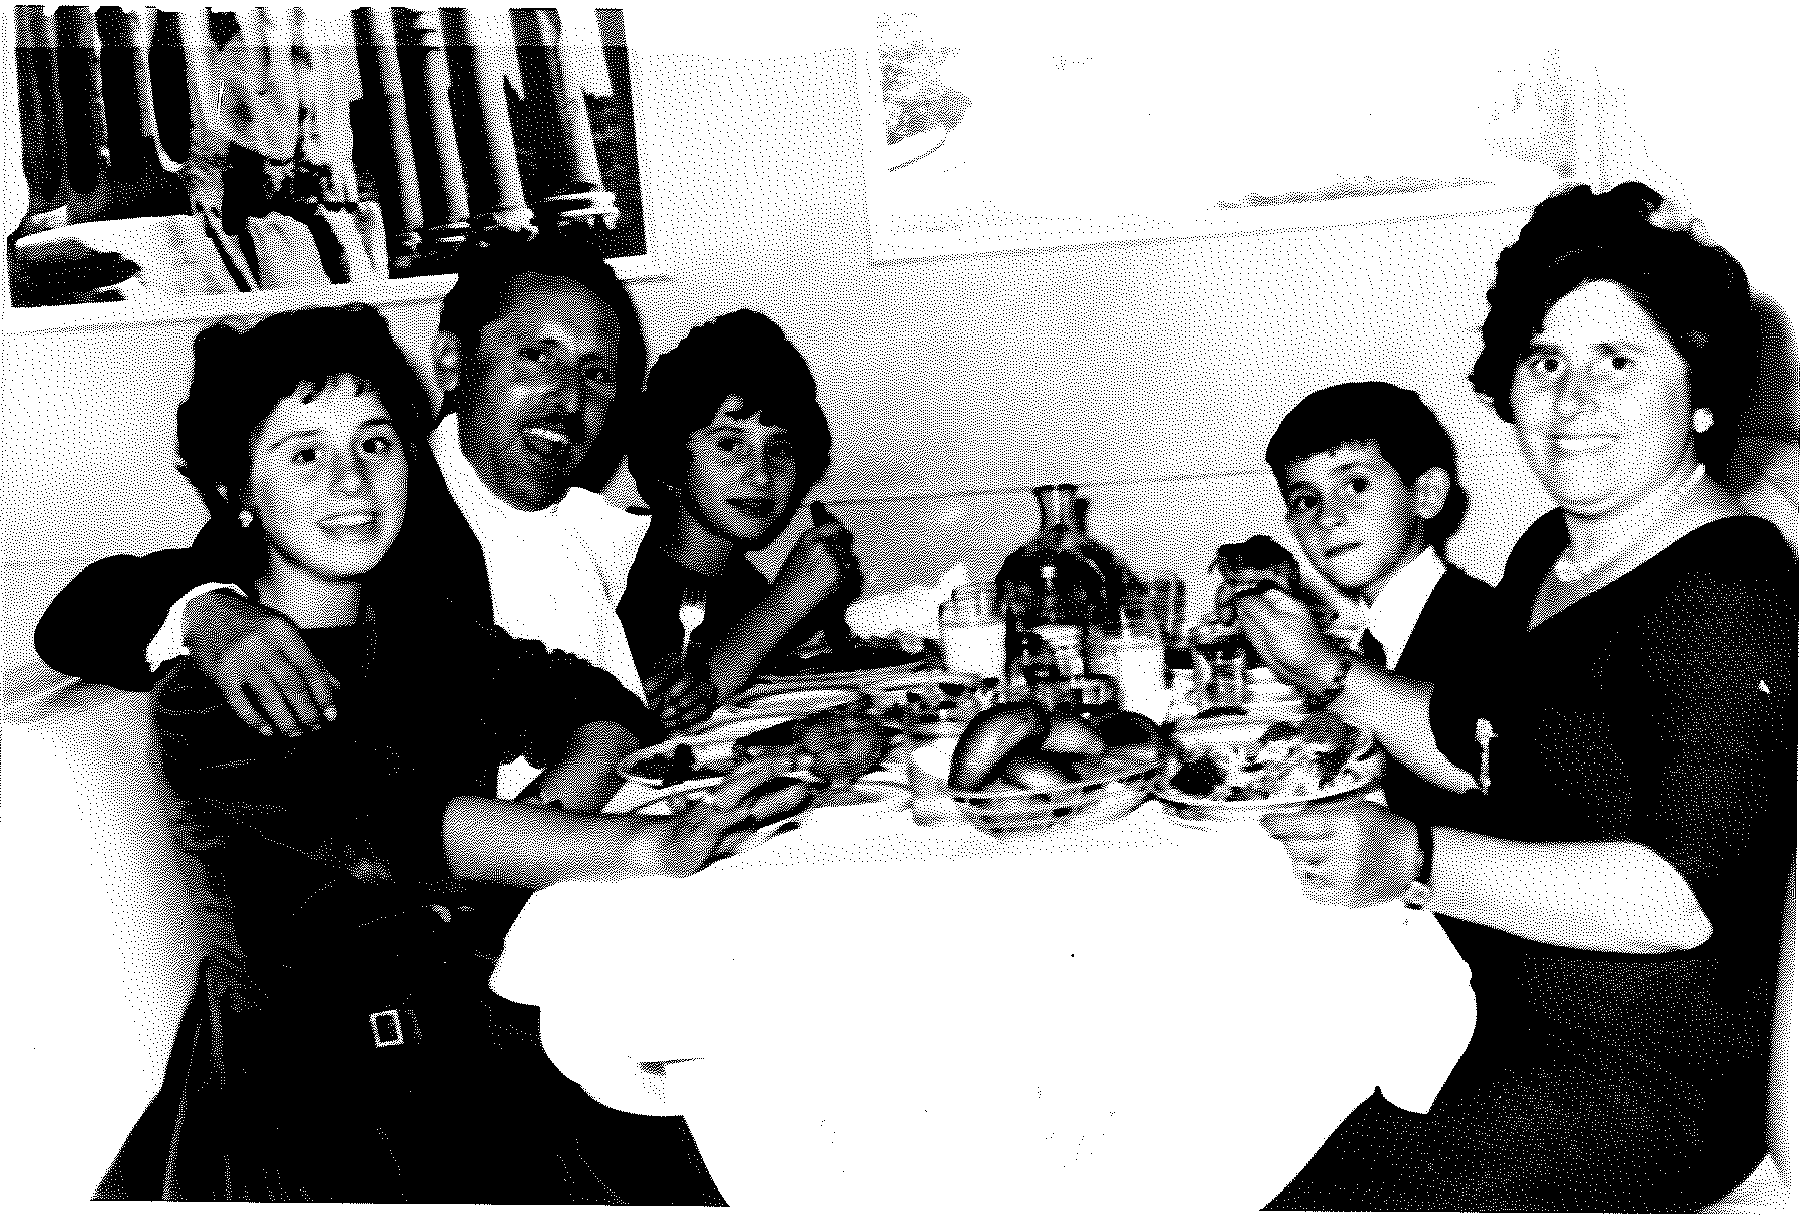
[1236,182,1796,1211]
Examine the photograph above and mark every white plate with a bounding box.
[617,717,799,787]
[1155,749,1385,824]
[726,686,866,718]
[747,660,929,692]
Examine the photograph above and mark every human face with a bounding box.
[1281,443,1435,603]
[246,378,407,586]
[676,397,800,547]
[1509,279,1695,520]
[454,272,621,511]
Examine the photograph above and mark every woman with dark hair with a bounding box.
[96,305,807,1204]
[614,309,861,723]
[1237,183,1796,1211]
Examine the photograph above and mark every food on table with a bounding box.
[631,698,888,789]
[1165,712,1377,804]
[1167,753,1226,798]
[638,742,710,787]
[877,675,1000,732]
[1093,709,1161,751]
[1213,534,1304,604]
[999,752,1079,792]
[796,700,890,787]
[946,699,1164,806]
[948,702,1052,791]
[1039,713,1107,757]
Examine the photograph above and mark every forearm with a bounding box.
[517,719,637,811]
[442,795,678,889]
[1427,824,1712,953]
[1323,659,1476,795]
[702,593,812,699]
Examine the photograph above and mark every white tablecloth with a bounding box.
[492,787,1477,1216]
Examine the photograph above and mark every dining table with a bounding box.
[490,710,1480,1218]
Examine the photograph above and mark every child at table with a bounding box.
[1263,382,1498,821]
[617,310,861,714]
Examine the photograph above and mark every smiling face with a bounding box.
[245,377,408,588]
[1509,278,1696,520]
[1281,443,1443,602]
[676,396,801,548]
[452,272,621,511]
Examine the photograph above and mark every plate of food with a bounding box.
[620,698,892,791]
[722,686,868,720]
[866,671,1002,738]
[1156,710,1384,824]
[751,635,932,690]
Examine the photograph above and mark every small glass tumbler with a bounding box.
[1189,625,1249,710]
[939,585,1007,680]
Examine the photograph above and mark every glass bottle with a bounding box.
[1071,493,1145,612]
[996,486,1109,653]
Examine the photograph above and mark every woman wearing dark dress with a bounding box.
[1235,183,1796,1211]
[617,310,862,728]
[96,306,813,1204]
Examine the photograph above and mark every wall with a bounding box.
[3,13,1799,676]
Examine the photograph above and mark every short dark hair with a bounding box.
[628,309,833,514]
[175,304,433,522]
[437,229,648,491]
[1265,381,1470,547]
[1469,181,1755,477]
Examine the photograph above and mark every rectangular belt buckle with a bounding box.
[369,1008,406,1048]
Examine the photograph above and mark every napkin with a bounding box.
[842,563,971,643]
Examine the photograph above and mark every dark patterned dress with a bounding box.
[95,613,723,1204]
[1271,515,1797,1211]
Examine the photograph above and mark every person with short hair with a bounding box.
[1263,381,1497,821]
[95,306,799,1203]
[36,230,675,743]
[615,309,860,709]
[1243,183,1796,1211]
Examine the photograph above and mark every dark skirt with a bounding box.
[1266,1003,1769,1212]
[95,953,724,1205]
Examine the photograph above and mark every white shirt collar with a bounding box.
[1364,548,1446,670]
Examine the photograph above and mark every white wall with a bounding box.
[3,10,1799,674]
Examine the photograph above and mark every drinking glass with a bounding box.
[939,584,1006,680]
[1189,625,1249,710]
[1091,596,1168,720]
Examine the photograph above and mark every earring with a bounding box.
[238,508,254,529]
[1692,407,1715,434]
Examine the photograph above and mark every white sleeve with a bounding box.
[145,583,247,671]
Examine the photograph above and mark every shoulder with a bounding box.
[1643,517,1797,634]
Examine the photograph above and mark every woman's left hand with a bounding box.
[1260,799,1420,908]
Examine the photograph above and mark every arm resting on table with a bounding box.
[1426,826,1712,954]
[443,795,682,889]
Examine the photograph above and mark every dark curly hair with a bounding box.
[174,304,434,522]
[1265,381,1470,549]
[1469,182,1755,477]
[628,309,832,515]
[437,228,648,492]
